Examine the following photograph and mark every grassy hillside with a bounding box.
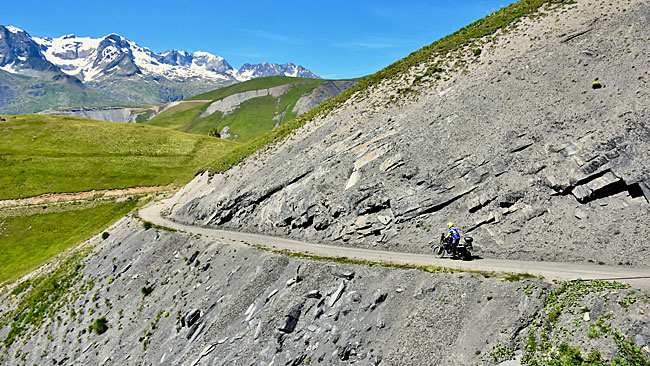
[145,76,327,142]
[0,70,123,115]
[0,198,139,285]
[0,114,238,200]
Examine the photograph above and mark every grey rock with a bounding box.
[187,250,200,264]
[335,271,355,280]
[306,290,322,299]
[497,355,522,366]
[574,209,587,220]
[278,302,304,334]
[374,293,388,305]
[266,289,279,302]
[329,281,346,307]
[377,215,392,225]
[635,334,646,347]
[182,309,201,328]
[186,322,202,340]
[413,288,424,300]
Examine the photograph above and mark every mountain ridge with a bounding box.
[0,25,320,113]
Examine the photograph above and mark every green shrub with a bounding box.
[101,232,110,240]
[89,317,109,335]
[143,221,153,230]
[473,48,482,56]
[591,80,603,89]
[141,286,154,297]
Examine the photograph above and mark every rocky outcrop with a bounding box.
[39,105,156,122]
[292,80,357,115]
[0,25,60,76]
[201,84,292,117]
[168,0,650,267]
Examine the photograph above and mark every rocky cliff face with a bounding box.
[0,26,59,76]
[168,0,650,267]
[291,80,357,115]
[38,105,155,123]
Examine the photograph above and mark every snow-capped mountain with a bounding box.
[0,25,60,76]
[0,25,321,114]
[35,34,237,82]
[237,62,319,81]
[33,33,319,83]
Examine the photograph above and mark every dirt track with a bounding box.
[140,201,650,289]
[0,185,173,208]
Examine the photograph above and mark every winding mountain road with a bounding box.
[140,202,650,289]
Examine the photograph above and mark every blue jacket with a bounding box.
[448,227,460,240]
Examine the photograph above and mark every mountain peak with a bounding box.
[4,25,25,34]
[1,26,321,112]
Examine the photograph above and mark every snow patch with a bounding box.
[5,25,24,34]
[0,62,19,74]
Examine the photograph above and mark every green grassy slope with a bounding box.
[0,70,123,115]
[145,76,327,142]
[0,199,139,285]
[0,115,238,200]
[207,0,574,174]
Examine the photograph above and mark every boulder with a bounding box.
[278,302,304,334]
[187,251,200,264]
[329,281,346,307]
[574,209,587,220]
[181,309,201,328]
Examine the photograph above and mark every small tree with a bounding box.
[101,232,110,240]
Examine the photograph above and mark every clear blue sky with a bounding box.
[2,0,517,79]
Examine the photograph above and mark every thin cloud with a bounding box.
[238,28,301,45]
[333,35,417,50]
[334,41,398,50]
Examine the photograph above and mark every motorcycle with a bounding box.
[431,233,473,261]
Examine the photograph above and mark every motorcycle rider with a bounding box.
[446,222,461,257]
